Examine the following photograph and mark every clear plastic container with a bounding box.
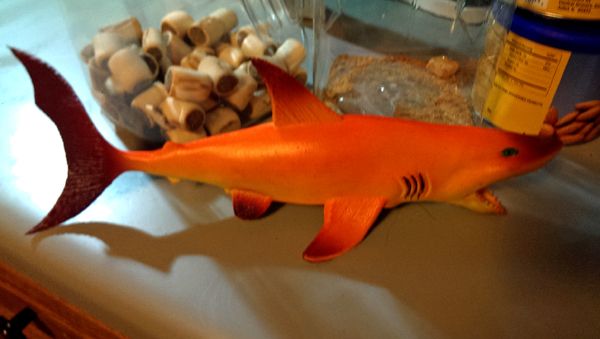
[60,0,315,148]
[312,0,512,127]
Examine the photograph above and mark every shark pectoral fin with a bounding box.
[230,189,273,220]
[450,188,507,215]
[303,196,387,262]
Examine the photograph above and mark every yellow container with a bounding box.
[516,0,600,20]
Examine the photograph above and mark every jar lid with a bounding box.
[510,8,600,54]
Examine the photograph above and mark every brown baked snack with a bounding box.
[324,54,474,126]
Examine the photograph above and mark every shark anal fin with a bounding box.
[231,189,273,220]
[450,188,506,215]
[251,58,342,127]
[303,196,387,262]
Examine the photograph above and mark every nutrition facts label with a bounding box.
[483,32,571,134]
[517,0,600,19]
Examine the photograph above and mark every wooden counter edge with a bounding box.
[0,259,127,338]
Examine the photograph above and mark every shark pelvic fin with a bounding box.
[303,196,387,262]
[450,188,507,215]
[230,189,273,220]
[251,58,341,127]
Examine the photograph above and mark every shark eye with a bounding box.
[501,147,519,157]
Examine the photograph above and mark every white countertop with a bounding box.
[1,1,600,338]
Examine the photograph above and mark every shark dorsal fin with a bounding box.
[251,58,342,127]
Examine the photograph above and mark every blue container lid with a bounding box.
[510,8,600,54]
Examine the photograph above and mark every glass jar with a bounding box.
[60,0,316,148]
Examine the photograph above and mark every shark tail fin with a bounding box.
[11,48,125,234]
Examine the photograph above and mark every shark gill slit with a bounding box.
[402,173,429,201]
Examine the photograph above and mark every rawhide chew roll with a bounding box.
[166,127,208,143]
[209,8,238,32]
[225,67,258,111]
[160,10,194,39]
[165,66,213,103]
[205,106,241,135]
[92,32,128,68]
[198,96,219,111]
[197,55,238,96]
[108,45,158,93]
[187,8,238,47]
[293,67,307,85]
[131,82,168,114]
[273,38,305,73]
[241,33,267,58]
[180,46,213,69]
[160,97,206,131]
[244,88,271,120]
[100,17,143,45]
[142,27,166,62]
[216,43,245,68]
[187,16,226,47]
[230,25,256,48]
[131,83,170,130]
[87,57,110,93]
[163,31,192,65]
[426,56,460,78]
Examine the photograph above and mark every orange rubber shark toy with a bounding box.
[12,48,562,262]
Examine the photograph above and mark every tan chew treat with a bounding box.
[130,83,171,130]
[273,38,305,73]
[187,8,238,47]
[160,10,194,39]
[165,66,213,103]
[100,17,143,45]
[198,96,219,111]
[131,82,168,113]
[217,44,245,68]
[188,16,227,47]
[142,28,166,62]
[244,88,272,120]
[180,46,213,69]
[159,54,173,76]
[293,67,308,85]
[230,25,256,48]
[225,67,258,111]
[87,58,110,94]
[197,55,239,96]
[241,33,267,58]
[163,31,192,65]
[80,43,94,63]
[426,56,460,78]
[205,106,241,135]
[210,8,237,32]
[107,45,156,93]
[160,97,206,131]
[92,32,127,68]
